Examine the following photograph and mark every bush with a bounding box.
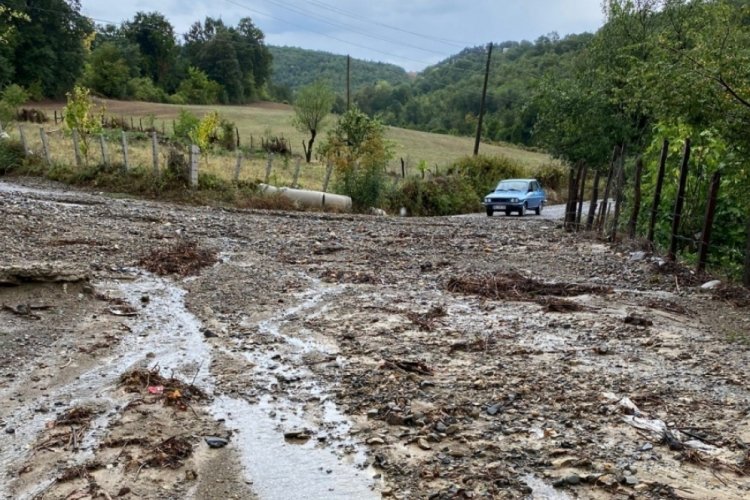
[219,119,237,151]
[173,109,200,143]
[533,162,566,191]
[385,175,481,216]
[0,84,29,124]
[450,154,525,199]
[0,139,26,174]
[127,77,168,103]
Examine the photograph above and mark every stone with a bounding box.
[487,403,502,416]
[417,438,432,450]
[701,280,722,290]
[367,437,386,445]
[4,427,15,434]
[623,475,639,487]
[204,437,229,448]
[284,430,311,442]
[565,474,581,485]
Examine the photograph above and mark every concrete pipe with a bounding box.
[259,184,352,211]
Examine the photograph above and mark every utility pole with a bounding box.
[346,55,351,111]
[474,42,493,156]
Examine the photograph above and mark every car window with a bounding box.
[532,182,539,191]
[496,181,528,191]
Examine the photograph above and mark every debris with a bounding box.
[406,306,447,331]
[701,280,722,290]
[382,358,434,376]
[0,262,89,286]
[623,314,653,327]
[140,436,194,469]
[139,240,217,276]
[147,385,164,395]
[119,367,206,410]
[446,271,611,301]
[535,297,585,313]
[107,304,138,316]
[284,430,312,442]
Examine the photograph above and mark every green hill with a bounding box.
[268,46,410,99]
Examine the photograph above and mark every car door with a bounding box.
[529,181,541,208]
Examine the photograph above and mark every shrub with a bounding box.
[173,109,200,143]
[385,175,481,216]
[0,139,25,174]
[0,84,29,124]
[219,119,237,151]
[127,77,168,103]
[450,154,525,199]
[533,162,566,191]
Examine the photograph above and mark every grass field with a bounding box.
[17,99,556,188]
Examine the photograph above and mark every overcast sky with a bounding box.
[79,0,606,72]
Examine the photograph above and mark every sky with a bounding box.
[78,0,606,72]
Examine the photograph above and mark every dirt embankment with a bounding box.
[1,178,750,500]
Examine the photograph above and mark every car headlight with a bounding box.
[511,198,519,203]
[485,198,491,203]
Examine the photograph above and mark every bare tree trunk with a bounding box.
[304,129,317,163]
[586,169,601,231]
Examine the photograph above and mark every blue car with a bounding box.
[483,178,546,217]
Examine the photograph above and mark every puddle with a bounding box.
[216,282,380,499]
[522,474,571,500]
[1,273,377,499]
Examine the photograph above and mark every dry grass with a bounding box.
[20,99,556,188]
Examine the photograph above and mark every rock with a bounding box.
[5,427,15,434]
[565,474,581,485]
[367,437,386,445]
[435,422,447,433]
[486,403,502,416]
[623,475,639,487]
[204,436,229,448]
[203,329,219,338]
[117,486,132,496]
[640,443,653,452]
[629,251,647,262]
[552,456,577,469]
[417,438,431,450]
[594,344,610,355]
[597,474,618,487]
[284,430,311,442]
[701,280,722,290]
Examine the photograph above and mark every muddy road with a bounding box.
[1,178,750,500]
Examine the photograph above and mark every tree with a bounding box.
[63,85,103,164]
[319,108,394,211]
[81,42,132,99]
[292,81,335,163]
[122,12,178,89]
[7,0,93,97]
[172,67,222,105]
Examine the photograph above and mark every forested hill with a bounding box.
[268,46,411,100]
[352,33,593,147]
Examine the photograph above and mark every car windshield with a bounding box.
[495,181,529,192]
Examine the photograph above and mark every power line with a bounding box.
[305,0,472,48]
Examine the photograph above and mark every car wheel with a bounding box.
[535,203,543,215]
[485,206,494,217]
[518,203,526,216]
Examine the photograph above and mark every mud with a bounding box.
[1,178,750,499]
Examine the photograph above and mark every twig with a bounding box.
[191,360,204,386]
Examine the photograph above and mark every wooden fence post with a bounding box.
[40,128,51,166]
[121,131,129,171]
[54,110,58,124]
[234,150,242,182]
[586,169,601,231]
[627,156,644,239]
[99,134,109,167]
[189,145,199,188]
[697,171,721,273]
[265,153,273,184]
[235,127,240,148]
[564,165,578,230]
[597,146,619,233]
[18,126,29,156]
[72,128,82,168]
[609,145,626,242]
[744,221,750,288]
[323,162,333,192]
[668,139,691,261]
[292,157,301,187]
[647,139,669,244]
[151,130,159,175]
[576,164,588,229]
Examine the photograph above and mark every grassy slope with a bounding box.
[39,99,553,169]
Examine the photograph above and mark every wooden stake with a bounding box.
[627,156,644,239]
[121,131,129,171]
[99,134,109,167]
[647,139,669,244]
[151,130,159,175]
[189,145,199,188]
[586,169,601,231]
[668,139,691,261]
[323,162,333,192]
[40,128,51,166]
[697,171,721,273]
[18,126,28,156]
[234,150,242,182]
[265,154,273,184]
[72,128,82,168]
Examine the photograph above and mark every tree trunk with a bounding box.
[627,156,644,239]
[586,169,601,231]
[304,129,317,163]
